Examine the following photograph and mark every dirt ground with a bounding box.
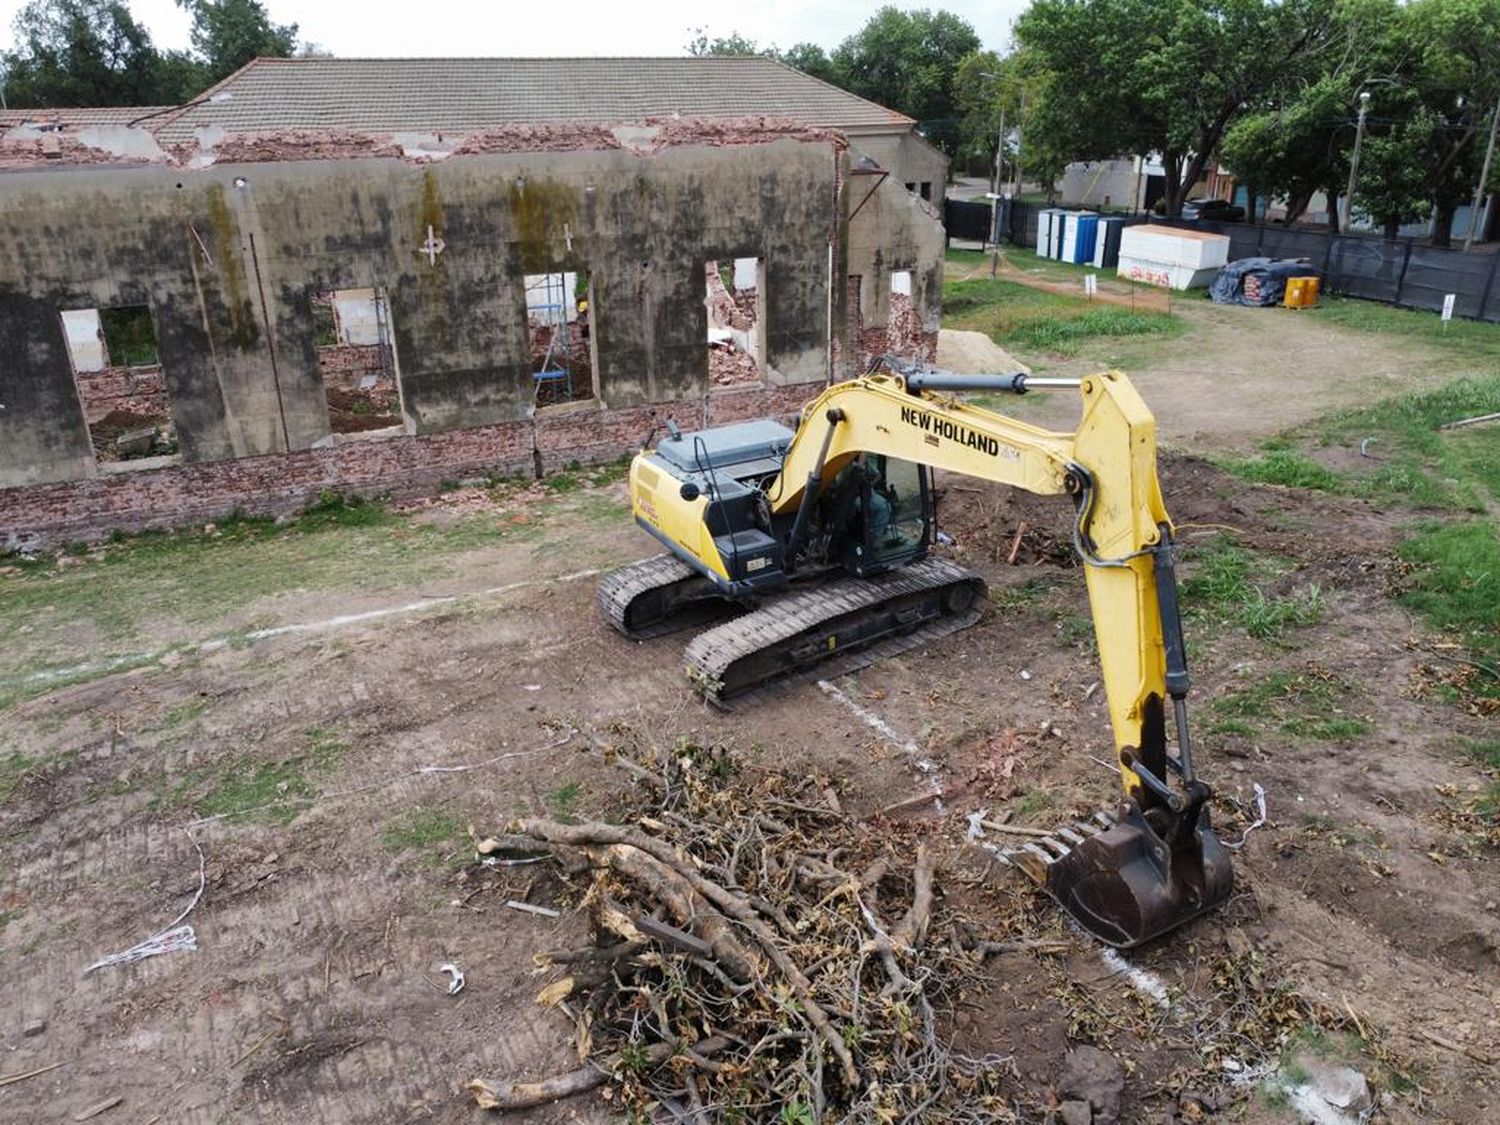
[2,315,1497,1123]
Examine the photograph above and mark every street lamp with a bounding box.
[1341,90,1371,233]
[978,70,1008,249]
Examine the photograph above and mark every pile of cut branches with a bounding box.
[468,741,1017,1121]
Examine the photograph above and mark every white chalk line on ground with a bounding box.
[4,567,604,692]
[816,678,945,807]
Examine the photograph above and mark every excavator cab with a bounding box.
[826,455,932,577]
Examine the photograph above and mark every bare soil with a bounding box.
[2,328,1497,1122]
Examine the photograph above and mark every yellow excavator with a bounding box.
[598,362,1232,947]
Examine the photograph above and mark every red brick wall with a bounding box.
[316,345,388,389]
[0,381,827,550]
[74,365,170,424]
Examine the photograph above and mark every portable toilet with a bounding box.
[1036,209,1058,256]
[1064,213,1099,264]
[1092,216,1144,270]
[1050,210,1067,259]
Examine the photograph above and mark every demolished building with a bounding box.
[0,56,948,548]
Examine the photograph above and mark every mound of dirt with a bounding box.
[937,328,1031,376]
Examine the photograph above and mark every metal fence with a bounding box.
[987,200,1500,324]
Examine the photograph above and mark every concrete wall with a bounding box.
[851,130,949,199]
[0,130,946,547]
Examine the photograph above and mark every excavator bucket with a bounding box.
[999,799,1233,949]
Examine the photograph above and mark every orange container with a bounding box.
[1283,276,1320,308]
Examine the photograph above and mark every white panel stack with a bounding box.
[1115,225,1230,289]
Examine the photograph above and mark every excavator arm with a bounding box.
[766,370,1232,946]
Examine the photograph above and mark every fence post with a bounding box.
[1393,238,1414,306]
[1321,231,1336,282]
[1479,249,1500,324]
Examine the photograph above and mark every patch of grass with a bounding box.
[1206,671,1369,742]
[157,726,348,825]
[0,907,24,930]
[545,780,582,823]
[1308,296,1500,367]
[942,272,1181,358]
[1462,738,1500,770]
[988,576,1053,611]
[1396,520,1499,698]
[1220,373,1500,512]
[1014,786,1053,820]
[381,808,463,864]
[0,751,37,803]
[158,696,208,730]
[1180,538,1324,643]
[1216,447,1345,492]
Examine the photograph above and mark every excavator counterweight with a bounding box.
[597,363,1234,946]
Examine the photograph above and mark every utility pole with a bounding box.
[1341,91,1371,234]
[991,105,1006,245]
[1463,97,1500,252]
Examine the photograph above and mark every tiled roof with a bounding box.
[0,106,176,129]
[154,56,912,141]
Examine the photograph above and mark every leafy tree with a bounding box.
[828,7,981,157]
[1,0,182,107]
[179,0,298,86]
[1402,0,1500,245]
[779,42,838,85]
[1016,0,1342,216]
[685,29,761,57]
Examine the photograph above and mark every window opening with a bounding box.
[527,272,595,407]
[313,287,405,437]
[705,257,764,388]
[886,270,922,359]
[60,305,175,465]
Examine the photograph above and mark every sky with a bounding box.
[0,0,1026,58]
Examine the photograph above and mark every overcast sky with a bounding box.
[0,1,1026,58]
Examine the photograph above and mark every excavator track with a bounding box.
[683,557,986,703]
[597,554,735,640]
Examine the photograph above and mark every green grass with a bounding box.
[0,751,37,803]
[381,807,463,864]
[1179,538,1325,643]
[1307,296,1500,367]
[1205,672,1369,742]
[1014,786,1053,820]
[1396,520,1499,697]
[154,726,348,825]
[988,576,1053,611]
[1212,358,1498,703]
[942,271,1181,358]
[1216,374,1500,513]
[545,781,582,823]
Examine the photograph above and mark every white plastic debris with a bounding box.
[440,962,465,995]
[1223,783,1267,850]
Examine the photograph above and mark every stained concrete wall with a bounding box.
[0,129,946,543]
[0,137,845,487]
[850,131,949,197]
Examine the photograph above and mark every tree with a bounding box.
[1,0,183,107]
[685,29,761,57]
[828,7,982,157]
[1016,0,1342,216]
[779,42,838,85]
[179,0,298,86]
[1402,0,1500,245]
